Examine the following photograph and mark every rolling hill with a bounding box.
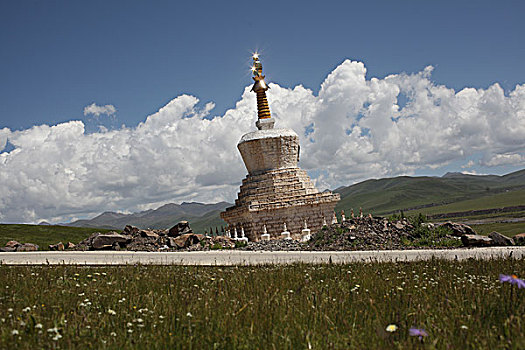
[334,169,525,215]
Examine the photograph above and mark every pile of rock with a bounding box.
[73,221,236,251]
[440,222,517,247]
[304,216,419,251]
[0,240,39,252]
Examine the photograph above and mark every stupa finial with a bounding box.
[251,53,272,123]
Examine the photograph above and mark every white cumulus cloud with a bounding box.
[0,59,524,223]
[83,103,117,117]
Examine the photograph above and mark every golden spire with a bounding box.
[251,53,271,120]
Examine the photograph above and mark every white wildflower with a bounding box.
[386,324,398,332]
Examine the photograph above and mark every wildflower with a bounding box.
[460,325,468,330]
[409,328,428,340]
[386,324,398,332]
[12,330,19,335]
[19,321,26,327]
[22,307,31,313]
[35,323,43,329]
[7,308,13,313]
[110,332,117,337]
[499,274,525,288]
[127,322,133,327]
[136,318,143,323]
[128,329,133,333]
[186,312,193,317]
[159,315,165,319]
[52,334,62,341]
[108,309,117,316]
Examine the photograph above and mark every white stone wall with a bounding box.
[221,167,340,241]
[238,131,300,175]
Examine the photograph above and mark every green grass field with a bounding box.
[1,259,524,349]
[405,189,525,217]
[470,222,525,237]
[0,224,112,250]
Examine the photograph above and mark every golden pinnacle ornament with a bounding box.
[251,53,272,120]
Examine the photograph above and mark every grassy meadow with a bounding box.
[0,224,112,250]
[1,258,524,349]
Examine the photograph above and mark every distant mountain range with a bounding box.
[64,169,525,233]
[64,202,231,233]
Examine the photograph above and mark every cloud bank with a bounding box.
[1,60,525,223]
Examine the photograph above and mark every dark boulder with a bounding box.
[488,231,514,246]
[512,233,525,246]
[168,221,193,237]
[49,242,65,251]
[123,225,140,235]
[140,230,159,239]
[5,240,21,248]
[0,246,16,252]
[168,233,202,249]
[441,222,477,237]
[16,243,39,252]
[461,234,493,247]
[92,234,131,250]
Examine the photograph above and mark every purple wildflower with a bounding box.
[409,328,428,340]
[499,274,525,288]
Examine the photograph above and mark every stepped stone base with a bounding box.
[221,167,340,241]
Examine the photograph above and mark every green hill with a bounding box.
[334,169,525,215]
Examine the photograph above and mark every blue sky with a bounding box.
[0,0,524,223]
[1,0,524,129]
